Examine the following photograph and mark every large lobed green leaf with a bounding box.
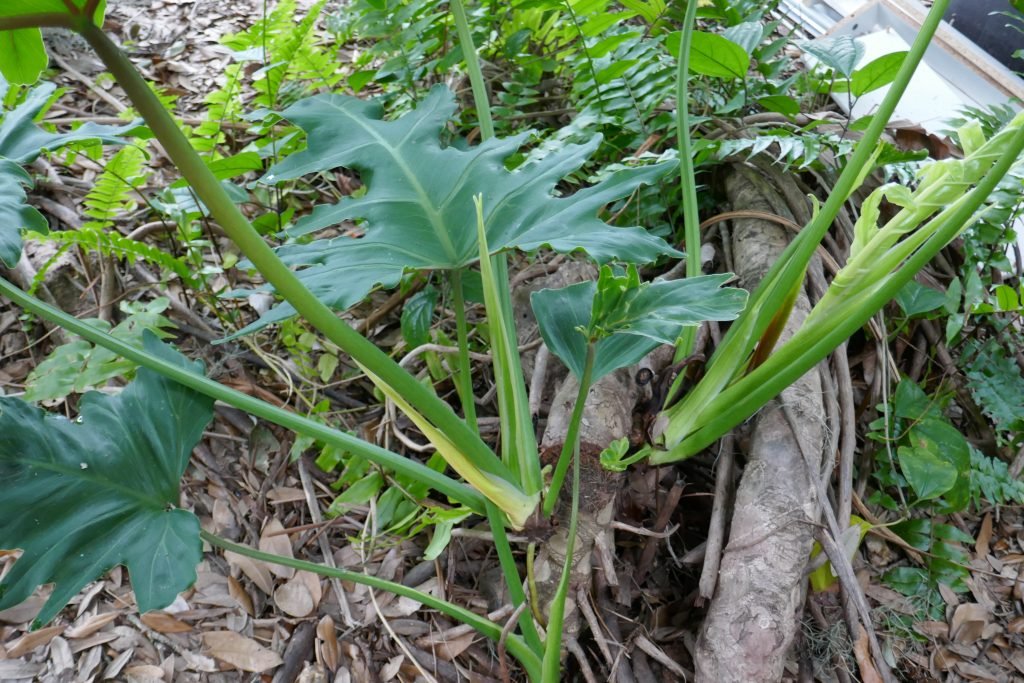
[0,333,212,628]
[243,85,679,333]
[0,82,141,266]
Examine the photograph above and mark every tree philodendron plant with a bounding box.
[0,0,1023,680]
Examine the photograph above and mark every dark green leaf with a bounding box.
[757,95,800,116]
[0,83,140,165]
[801,36,863,78]
[0,333,213,627]
[0,83,140,266]
[0,159,48,266]
[851,51,907,96]
[400,285,438,348]
[898,445,957,501]
[687,31,750,80]
[722,21,764,56]
[531,271,746,381]
[246,86,678,333]
[895,280,945,317]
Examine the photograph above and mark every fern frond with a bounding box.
[46,229,198,288]
[82,145,149,226]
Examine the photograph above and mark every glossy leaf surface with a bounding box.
[531,268,747,381]
[248,85,679,331]
[0,333,212,628]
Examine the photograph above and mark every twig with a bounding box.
[567,636,600,683]
[780,403,896,683]
[698,434,735,601]
[498,602,527,683]
[577,587,614,666]
[834,343,857,528]
[297,458,356,628]
[633,634,692,680]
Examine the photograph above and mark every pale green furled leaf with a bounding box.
[532,269,747,381]
[850,51,906,97]
[242,86,678,333]
[801,35,864,78]
[0,332,212,628]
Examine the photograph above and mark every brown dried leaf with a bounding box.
[267,487,307,504]
[913,620,949,639]
[6,624,65,658]
[123,664,166,682]
[259,518,295,579]
[65,611,119,639]
[975,513,993,557]
[431,631,474,661]
[852,625,882,683]
[202,630,283,673]
[141,611,193,633]
[225,549,275,594]
[0,594,47,625]
[317,615,338,672]
[1008,615,1024,634]
[275,577,314,618]
[228,575,255,616]
[950,603,989,645]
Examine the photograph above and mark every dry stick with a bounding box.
[50,52,127,113]
[819,363,840,492]
[635,480,684,584]
[297,458,356,628]
[780,404,896,683]
[697,433,736,602]
[497,601,527,683]
[633,634,692,680]
[834,343,857,528]
[566,637,601,683]
[577,587,614,667]
[528,344,550,420]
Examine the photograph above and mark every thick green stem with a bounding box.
[201,530,541,680]
[449,0,494,139]
[485,503,545,656]
[671,0,702,368]
[0,276,487,512]
[543,343,595,517]
[655,121,1024,461]
[450,270,479,433]
[540,410,582,679]
[661,0,953,448]
[75,22,513,488]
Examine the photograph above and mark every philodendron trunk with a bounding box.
[696,165,825,681]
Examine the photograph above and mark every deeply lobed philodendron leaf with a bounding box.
[0,333,212,628]
[241,85,680,333]
[0,82,141,266]
[531,266,748,381]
